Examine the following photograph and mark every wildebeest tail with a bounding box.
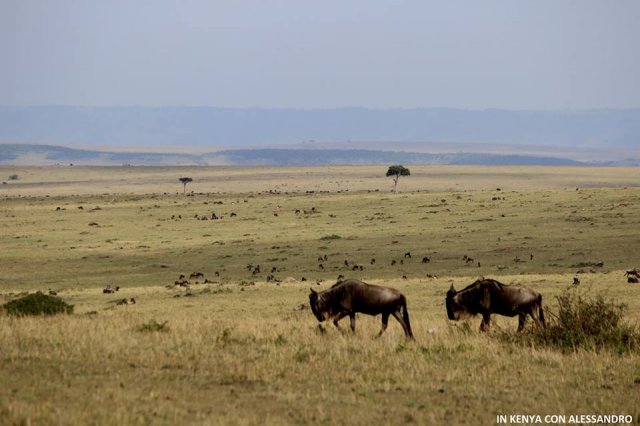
[401,295,414,338]
[538,295,546,329]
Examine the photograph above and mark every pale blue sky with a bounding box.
[1,1,639,109]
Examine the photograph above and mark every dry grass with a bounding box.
[1,166,640,425]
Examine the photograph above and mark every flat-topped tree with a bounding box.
[386,165,410,193]
[179,177,193,194]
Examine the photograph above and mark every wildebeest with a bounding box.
[628,276,639,284]
[421,256,430,264]
[190,272,204,279]
[445,278,545,332]
[308,279,414,338]
[625,268,640,279]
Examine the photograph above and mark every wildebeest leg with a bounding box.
[517,313,526,332]
[377,313,390,337]
[479,313,491,332]
[332,312,348,330]
[349,313,356,332]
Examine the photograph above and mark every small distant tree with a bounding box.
[386,165,410,193]
[179,177,193,194]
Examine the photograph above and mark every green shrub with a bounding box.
[501,290,639,353]
[4,293,74,316]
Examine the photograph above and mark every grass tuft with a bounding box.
[136,320,170,333]
[319,234,342,240]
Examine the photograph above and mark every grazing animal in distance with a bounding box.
[190,272,204,279]
[404,252,412,259]
[573,276,580,285]
[391,260,396,266]
[308,279,414,339]
[370,258,376,265]
[422,256,430,264]
[625,269,640,279]
[445,278,545,332]
[628,276,639,283]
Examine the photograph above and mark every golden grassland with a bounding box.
[1,165,640,425]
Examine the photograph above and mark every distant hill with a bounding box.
[210,149,585,166]
[0,143,602,166]
[0,107,639,150]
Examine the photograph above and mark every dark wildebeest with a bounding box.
[445,278,545,332]
[308,279,414,339]
[625,268,640,279]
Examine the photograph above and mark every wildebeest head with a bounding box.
[445,285,458,320]
[308,288,326,322]
[445,284,472,321]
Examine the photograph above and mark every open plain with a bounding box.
[1,165,640,425]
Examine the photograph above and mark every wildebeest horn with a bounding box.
[310,287,317,294]
[449,284,455,292]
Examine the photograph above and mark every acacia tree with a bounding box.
[179,177,193,194]
[386,165,410,193]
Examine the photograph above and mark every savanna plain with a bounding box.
[1,165,640,425]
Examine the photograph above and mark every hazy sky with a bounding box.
[2,1,639,109]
